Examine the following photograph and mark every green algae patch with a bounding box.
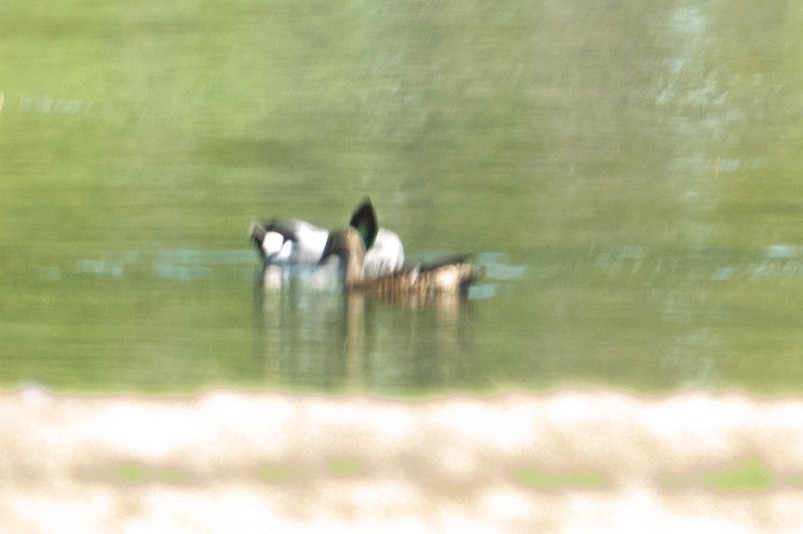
[158,467,190,484]
[259,464,301,483]
[702,459,775,492]
[326,457,364,477]
[106,462,150,484]
[100,462,192,484]
[514,466,607,489]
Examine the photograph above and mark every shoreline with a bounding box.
[2,389,802,532]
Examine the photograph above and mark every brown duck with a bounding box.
[321,202,479,298]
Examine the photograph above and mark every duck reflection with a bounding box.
[252,264,475,392]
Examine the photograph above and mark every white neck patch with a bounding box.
[261,231,286,257]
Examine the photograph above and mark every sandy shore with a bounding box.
[1,388,802,533]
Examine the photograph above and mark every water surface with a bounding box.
[1,1,802,395]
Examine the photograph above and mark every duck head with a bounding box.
[348,198,379,250]
[250,222,296,261]
[320,198,380,264]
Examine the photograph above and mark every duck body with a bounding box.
[252,219,330,264]
[251,200,404,276]
[321,228,478,298]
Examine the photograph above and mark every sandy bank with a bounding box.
[1,389,802,533]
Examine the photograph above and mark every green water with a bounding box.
[1,1,802,394]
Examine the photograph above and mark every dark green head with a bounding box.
[348,198,379,250]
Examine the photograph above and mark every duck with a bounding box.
[251,218,329,264]
[251,199,404,276]
[320,215,479,298]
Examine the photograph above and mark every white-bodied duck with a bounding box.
[251,199,404,276]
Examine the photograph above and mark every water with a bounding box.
[2,1,803,395]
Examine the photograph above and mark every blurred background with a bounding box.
[1,0,802,396]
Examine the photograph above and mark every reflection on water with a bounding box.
[252,261,483,393]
